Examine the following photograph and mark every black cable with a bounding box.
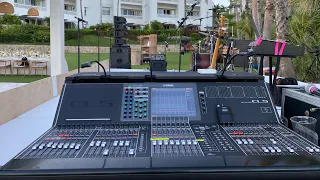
[91,60,107,83]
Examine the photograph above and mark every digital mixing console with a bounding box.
[1,72,320,180]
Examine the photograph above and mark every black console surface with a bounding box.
[1,72,320,180]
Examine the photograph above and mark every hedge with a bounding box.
[0,24,202,44]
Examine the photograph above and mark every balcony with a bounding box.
[64,10,77,15]
[14,3,47,11]
[157,14,177,18]
[157,0,178,4]
[122,15,142,19]
[121,0,143,4]
[186,0,198,4]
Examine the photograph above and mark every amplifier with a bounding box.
[110,46,131,69]
[151,54,166,61]
[150,60,167,71]
[114,16,127,24]
[282,88,320,144]
[114,24,127,31]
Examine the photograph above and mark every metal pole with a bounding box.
[178,28,182,72]
[78,20,80,73]
[98,29,100,72]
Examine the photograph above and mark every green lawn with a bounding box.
[0,52,191,83]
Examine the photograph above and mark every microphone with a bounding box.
[189,1,200,9]
[305,84,320,97]
[75,16,88,23]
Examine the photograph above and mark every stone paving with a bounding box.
[0,83,27,93]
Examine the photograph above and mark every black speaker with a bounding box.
[115,31,127,38]
[114,38,127,45]
[114,24,127,31]
[110,46,131,69]
[114,16,127,24]
[150,60,167,71]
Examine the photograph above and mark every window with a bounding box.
[157,9,175,16]
[15,0,46,7]
[102,7,111,15]
[64,4,76,11]
[84,7,88,16]
[121,9,142,16]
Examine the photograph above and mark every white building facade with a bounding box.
[1,0,212,30]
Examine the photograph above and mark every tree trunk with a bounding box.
[252,0,259,39]
[262,0,274,67]
[245,0,250,40]
[257,0,262,34]
[234,3,240,38]
[275,0,296,78]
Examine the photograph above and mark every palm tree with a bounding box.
[252,0,260,39]
[275,0,296,78]
[262,0,274,67]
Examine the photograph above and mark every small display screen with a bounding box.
[151,88,197,117]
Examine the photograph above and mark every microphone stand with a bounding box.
[77,18,81,73]
[97,25,101,72]
[165,5,197,72]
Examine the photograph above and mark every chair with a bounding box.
[12,60,28,75]
[0,60,12,76]
[29,61,47,76]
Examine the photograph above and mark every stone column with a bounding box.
[50,0,68,76]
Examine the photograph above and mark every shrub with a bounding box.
[190,33,201,41]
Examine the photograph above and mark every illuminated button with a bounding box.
[46,142,53,148]
[75,144,81,150]
[187,140,192,145]
[175,140,180,145]
[103,149,109,156]
[119,141,124,146]
[192,140,198,145]
[125,91,128,94]
[63,143,70,149]
[129,106,132,109]
[152,141,157,146]
[124,102,127,105]
[144,108,147,112]
[129,102,133,105]
[125,141,130,146]
[134,114,138,117]
[58,143,64,149]
[170,140,174,145]
[276,149,282,153]
[139,100,143,103]
[270,149,275,153]
[90,141,95,147]
[139,110,142,113]
[144,113,147,117]
[124,106,127,109]
[139,115,142,119]
[144,103,147,107]
[51,143,58,149]
[309,148,314,153]
[181,140,186,145]
[289,149,295,153]
[144,99,147,102]
[32,144,39,150]
[101,142,106,147]
[158,140,163,145]
[129,149,134,155]
[139,105,142,108]
[164,140,169,145]
[135,108,138,112]
[70,143,75,149]
[113,141,118,146]
[96,141,101,147]
[135,104,138,107]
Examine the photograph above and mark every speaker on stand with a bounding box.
[110,16,131,69]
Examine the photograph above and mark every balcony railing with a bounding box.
[121,15,142,19]
[157,0,178,3]
[64,10,77,15]
[157,14,177,18]
[121,0,143,3]
[186,0,198,4]
[14,3,47,11]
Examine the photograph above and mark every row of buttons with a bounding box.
[236,138,254,145]
[32,142,81,150]
[262,146,282,153]
[152,139,198,146]
[306,146,320,153]
[102,148,135,156]
[89,140,131,147]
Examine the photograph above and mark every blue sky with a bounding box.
[212,0,230,6]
